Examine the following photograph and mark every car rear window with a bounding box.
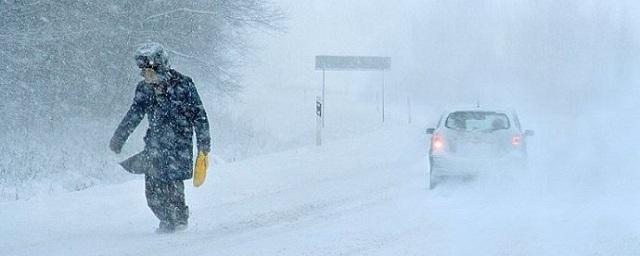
[445,111,510,131]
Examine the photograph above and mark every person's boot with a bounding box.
[155,221,175,234]
[173,206,189,232]
[173,219,188,232]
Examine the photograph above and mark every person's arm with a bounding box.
[187,79,211,154]
[110,83,149,153]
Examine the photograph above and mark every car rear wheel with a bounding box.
[429,157,440,190]
[429,173,438,190]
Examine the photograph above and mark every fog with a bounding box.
[2,0,640,255]
[248,0,639,112]
[242,0,640,187]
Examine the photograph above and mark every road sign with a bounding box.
[315,55,391,135]
[315,56,391,71]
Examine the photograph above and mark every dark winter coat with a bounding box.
[111,69,211,181]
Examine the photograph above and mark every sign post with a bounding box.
[407,95,412,124]
[315,55,391,126]
[322,69,325,128]
[382,70,385,123]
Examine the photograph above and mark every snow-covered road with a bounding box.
[2,125,639,256]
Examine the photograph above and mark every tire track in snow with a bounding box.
[153,156,426,255]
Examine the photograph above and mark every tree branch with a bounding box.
[144,8,220,22]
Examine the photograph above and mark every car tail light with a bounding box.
[512,134,522,146]
[432,133,444,150]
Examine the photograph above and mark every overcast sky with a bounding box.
[243,0,640,118]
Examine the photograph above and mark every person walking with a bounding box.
[110,42,211,233]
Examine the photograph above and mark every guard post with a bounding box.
[316,96,322,146]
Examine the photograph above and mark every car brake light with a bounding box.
[432,133,444,150]
[512,135,522,146]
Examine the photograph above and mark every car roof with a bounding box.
[437,107,518,124]
[445,109,512,114]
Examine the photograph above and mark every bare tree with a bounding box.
[0,0,285,124]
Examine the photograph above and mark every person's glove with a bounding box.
[193,151,209,187]
[109,136,124,154]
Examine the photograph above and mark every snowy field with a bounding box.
[4,1,640,255]
[3,121,639,256]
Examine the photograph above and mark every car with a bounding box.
[425,108,534,189]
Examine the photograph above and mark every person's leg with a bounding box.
[145,175,173,231]
[167,179,189,228]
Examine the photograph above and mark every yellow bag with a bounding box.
[193,151,209,187]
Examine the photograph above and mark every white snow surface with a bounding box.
[3,124,639,256]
